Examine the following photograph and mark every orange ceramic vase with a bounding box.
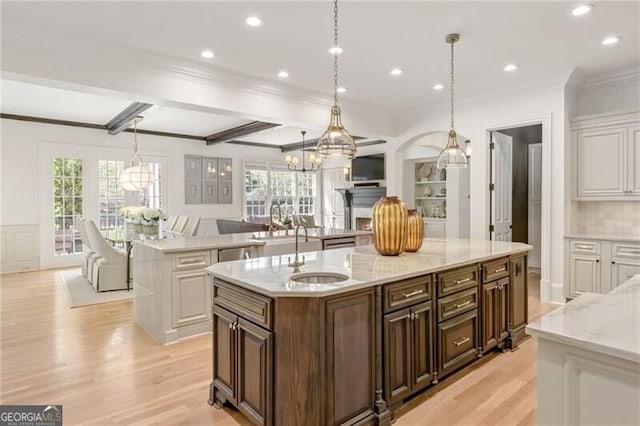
[372,196,408,256]
[405,209,424,252]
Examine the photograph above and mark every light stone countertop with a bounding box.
[132,234,267,253]
[206,238,531,298]
[564,234,640,243]
[526,274,640,364]
[246,227,372,240]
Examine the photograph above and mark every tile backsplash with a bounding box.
[573,201,640,236]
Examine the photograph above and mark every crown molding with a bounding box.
[580,67,640,91]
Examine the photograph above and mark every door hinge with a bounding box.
[489,224,495,232]
[490,142,495,150]
[489,183,495,191]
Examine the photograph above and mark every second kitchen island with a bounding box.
[206,238,531,425]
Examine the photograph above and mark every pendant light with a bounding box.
[285,131,322,172]
[119,117,152,191]
[436,33,468,169]
[316,0,357,159]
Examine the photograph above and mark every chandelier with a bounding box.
[436,33,468,169]
[315,0,357,159]
[285,131,322,172]
[119,117,152,191]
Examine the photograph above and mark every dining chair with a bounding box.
[76,218,98,282]
[173,216,189,234]
[165,216,178,232]
[182,216,201,237]
[83,220,128,292]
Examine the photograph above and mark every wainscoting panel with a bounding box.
[0,225,39,273]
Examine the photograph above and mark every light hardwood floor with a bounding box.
[0,269,556,425]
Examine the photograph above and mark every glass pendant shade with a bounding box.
[436,130,468,169]
[119,117,152,191]
[316,106,357,159]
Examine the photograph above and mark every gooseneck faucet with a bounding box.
[269,201,282,236]
[288,224,308,272]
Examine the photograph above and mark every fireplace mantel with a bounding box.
[336,187,387,230]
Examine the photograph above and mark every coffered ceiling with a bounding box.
[1,1,639,142]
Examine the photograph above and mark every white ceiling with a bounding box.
[1,1,638,143]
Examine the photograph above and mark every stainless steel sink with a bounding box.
[290,272,349,284]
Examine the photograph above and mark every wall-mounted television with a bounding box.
[350,154,385,181]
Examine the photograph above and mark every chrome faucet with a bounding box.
[288,224,308,272]
[269,201,282,236]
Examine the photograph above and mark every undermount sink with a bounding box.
[290,272,349,284]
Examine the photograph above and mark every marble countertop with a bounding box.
[564,233,640,243]
[206,238,531,298]
[526,274,640,364]
[133,234,266,253]
[246,228,372,240]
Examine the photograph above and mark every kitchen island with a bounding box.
[526,274,640,425]
[206,238,531,425]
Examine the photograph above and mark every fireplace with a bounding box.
[336,187,386,230]
[355,217,372,231]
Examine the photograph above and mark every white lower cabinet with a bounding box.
[172,269,211,328]
[566,238,640,298]
[425,219,446,238]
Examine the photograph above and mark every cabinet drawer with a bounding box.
[172,250,211,271]
[436,266,478,297]
[482,257,509,282]
[383,276,432,313]
[323,237,356,250]
[213,279,273,330]
[570,240,600,255]
[437,310,478,378]
[612,242,640,260]
[437,287,478,323]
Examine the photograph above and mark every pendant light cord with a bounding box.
[333,0,339,107]
[449,39,455,131]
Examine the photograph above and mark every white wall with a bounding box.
[575,74,640,117]
[388,82,567,303]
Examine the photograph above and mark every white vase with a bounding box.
[142,223,158,235]
[127,222,143,234]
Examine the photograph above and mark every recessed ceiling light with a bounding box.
[328,46,344,55]
[245,16,262,27]
[433,84,444,91]
[390,68,403,76]
[201,50,215,59]
[572,5,593,16]
[337,87,347,93]
[277,70,289,78]
[602,36,619,46]
[504,64,519,72]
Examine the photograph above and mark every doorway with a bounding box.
[489,124,542,270]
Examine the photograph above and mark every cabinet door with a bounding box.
[437,310,478,378]
[383,307,412,406]
[171,270,211,328]
[576,128,626,197]
[411,302,434,393]
[425,220,446,238]
[497,280,510,344]
[569,254,601,297]
[629,125,640,195]
[481,282,498,352]
[212,305,237,404]
[509,255,528,338]
[611,259,640,289]
[237,318,273,426]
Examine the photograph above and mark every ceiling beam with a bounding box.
[280,135,367,153]
[0,113,106,130]
[225,140,281,150]
[105,102,153,135]
[205,121,280,145]
[122,127,205,141]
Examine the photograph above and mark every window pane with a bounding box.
[98,160,125,231]
[54,158,83,256]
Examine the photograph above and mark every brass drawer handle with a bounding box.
[455,300,471,309]
[180,258,204,265]
[454,336,470,346]
[454,277,471,285]
[493,267,506,273]
[576,245,592,250]
[402,289,424,298]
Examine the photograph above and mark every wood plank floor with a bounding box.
[0,269,556,425]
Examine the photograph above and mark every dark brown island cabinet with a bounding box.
[209,254,528,425]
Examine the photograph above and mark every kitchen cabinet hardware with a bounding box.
[454,336,470,346]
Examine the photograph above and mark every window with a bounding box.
[53,158,83,256]
[98,160,125,230]
[243,164,317,220]
[143,161,163,209]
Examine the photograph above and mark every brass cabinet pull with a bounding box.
[455,300,471,309]
[454,277,471,285]
[228,321,238,330]
[180,258,203,265]
[402,289,424,298]
[494,267,506,273]
[576,245,592,250]
[454,336,470,346]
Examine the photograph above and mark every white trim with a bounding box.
[570,107,640,130]
[580,68,640,90]
[482,113,553,303]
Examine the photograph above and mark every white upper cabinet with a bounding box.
[572,109,640,200]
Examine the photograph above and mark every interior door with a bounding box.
[321,168,345,229]
[528,143,542,268]
[491,132,513,241]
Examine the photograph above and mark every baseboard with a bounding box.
[549,281,565,305]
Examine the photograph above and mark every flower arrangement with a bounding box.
[120,206,166,224]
